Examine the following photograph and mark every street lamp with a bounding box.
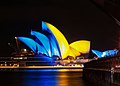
[15,37,20,52]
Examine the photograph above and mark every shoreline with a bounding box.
[0,66,83,72]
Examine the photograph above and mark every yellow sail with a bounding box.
[44,22,70,59]
[68,46,81,58]
[70,40,90,54]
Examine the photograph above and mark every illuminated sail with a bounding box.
[17,37,48,56]
[42,21,61,58]
[68,46,81,57]
[92,50,102,58]
[43,21,70,59]
[70,40,90,54]
[92,49,119,58]
[31,31,51,56]
[102,50,119,57]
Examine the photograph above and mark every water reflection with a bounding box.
[0,69,91,86]
[22,72,57,86]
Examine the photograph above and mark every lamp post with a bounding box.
[15,37,20,52]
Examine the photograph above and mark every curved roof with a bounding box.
[92,49,119,58]
[70,40,90,54]
[42,21,70,59]
[31,30,51,56]
[42,21,61,58]
[92,50,102,58]
[17,37,48,55]
[68,46,81,57]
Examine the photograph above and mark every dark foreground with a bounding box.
[0,69,93,86]
[83,55,120,86]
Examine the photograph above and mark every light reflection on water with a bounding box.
[0,69,91,86]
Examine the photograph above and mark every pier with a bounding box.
[83,55,120,86]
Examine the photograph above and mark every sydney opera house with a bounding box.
[9,21,90,66]
[0,21,119,67]
[17,21,90,59]
[4,21,118,66]
[17,22,90,59]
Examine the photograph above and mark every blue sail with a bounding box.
[17,37,48,56]
[42,21,61,57]
[92,49,119,58]
[92,50,102,58]
[31,31,51,57]
[102,50,119,57]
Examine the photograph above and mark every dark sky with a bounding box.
[0,0,118,56]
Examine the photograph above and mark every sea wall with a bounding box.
[83,55,120,86]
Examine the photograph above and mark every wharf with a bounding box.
[83,55,120,86]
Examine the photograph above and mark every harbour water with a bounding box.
[0,69,93,86]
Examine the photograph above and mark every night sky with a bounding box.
[0,0,119,56]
